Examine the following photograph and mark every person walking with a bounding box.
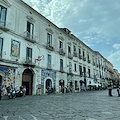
[23,85,26,97]
[108,81,113,96]
[117,82,120,97]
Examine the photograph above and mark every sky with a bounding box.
[23,0,120,72]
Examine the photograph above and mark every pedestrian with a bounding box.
[108,81,113,96]
[0,89,1,100]
[117,82,120,97]
[23,85,26,97]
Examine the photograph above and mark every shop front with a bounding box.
[22,69,33,95]
[67,74,74,92]
[0,66,16,96]
[56,72,67,93]
[41,69,56,94]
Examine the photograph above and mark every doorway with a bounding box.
[22,69,33,95]
[46,79,52,89]
[59,80,64,93]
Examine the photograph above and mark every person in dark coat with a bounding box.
[108,81,113,96]
[0,89,1,100]
[117,82,120,97]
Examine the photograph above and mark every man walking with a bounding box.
[117,82,120,97]
[108,80,113,96]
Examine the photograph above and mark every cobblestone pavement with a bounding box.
[0,89,120,120]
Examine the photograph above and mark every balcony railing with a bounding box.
[88,60,91,63]
[47,63,52,70]
[25,57,32,63]
[83,57,86,61]
[93,62,95,66]
[23,31,37,43]
[73,51,77,57]
[69,68,72,74]
[79,55,82,59]
[68,53,73,59]
[23,57,35,67]
[0,21,11,31]
[59,48,65,56]
[46,43,54,51]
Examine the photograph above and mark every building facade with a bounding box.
[0,0,119,96]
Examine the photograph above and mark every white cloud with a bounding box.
[107,50,120,64]
[113,44,120,50]
[23,0,120,40]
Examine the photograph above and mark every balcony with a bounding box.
[93,62,95,66]
[23,31,37,43]
[23,57,35,67]
[79,55,82,59]
[83,57,86,61]
[0,21,11,31]
[47,63,52,70]
[46,43,54,51]
[69,68,72,74]
[59,48,65,56]
[88,60,91,63]
[68,53,73,59]
[73,51,77,57]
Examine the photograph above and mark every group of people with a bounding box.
[108,81,120,97]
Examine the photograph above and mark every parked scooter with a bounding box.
[6,86,16,99]
[16,86,23,97]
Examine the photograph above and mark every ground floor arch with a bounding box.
[46,79,52,89]
[22,69,33,95]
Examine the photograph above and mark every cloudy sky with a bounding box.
[23,0,120,72]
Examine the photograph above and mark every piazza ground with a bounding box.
[0,89,120,120]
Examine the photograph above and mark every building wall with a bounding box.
[0,0,119,96]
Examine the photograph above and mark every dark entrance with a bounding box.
[22,69,33,95]
[46,79,52,89]
[0,76,2,100]
[59,80,64,93]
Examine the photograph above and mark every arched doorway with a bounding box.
[59,80,64,93]
[46,79,52,90]
[22,69,33,95]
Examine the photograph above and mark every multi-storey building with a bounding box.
[0,0,119,96]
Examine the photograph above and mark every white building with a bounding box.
[0,0,119,96]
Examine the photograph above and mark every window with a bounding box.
[0,5,7,27]
[74,63,76,72]
[60,59,63,71]
[68,46,71,54]
[83,67,86,77]
[48,54,51,69]
[59,41,63,49]
[69,62,72,73]
[79,65,82,76]
[73,45,76,52]
[83,51,85,57]
[88,69,90,78]
[27,21,34,39]
[47,33,52,46]
[79,48,81,55]
[26,47,32,63]
[0,38,3,58]
[87,54,89,60]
